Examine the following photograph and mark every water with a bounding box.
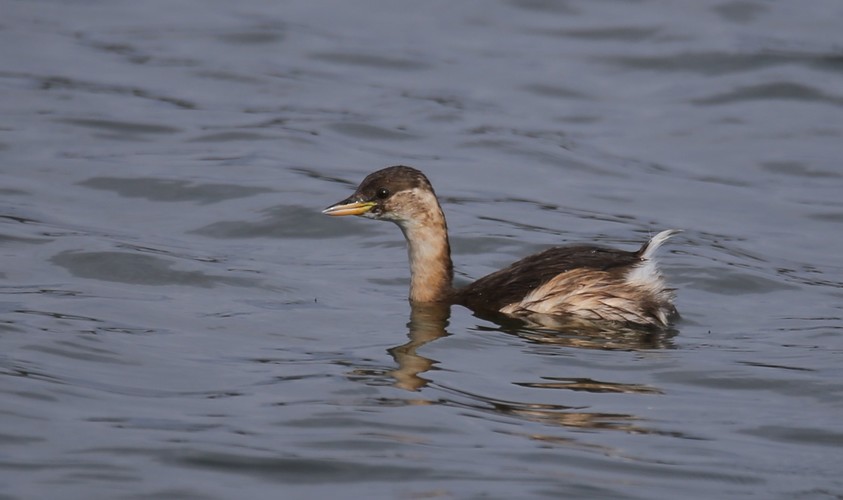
[2,0,842,498]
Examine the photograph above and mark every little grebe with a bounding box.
[323,166,679,327]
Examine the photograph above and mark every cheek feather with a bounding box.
[382,188,443,226]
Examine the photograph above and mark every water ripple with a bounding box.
[693,82,843,106]
[50,251,257,288]
[78,177,274,204]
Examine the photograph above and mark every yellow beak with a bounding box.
[322,199,377,217]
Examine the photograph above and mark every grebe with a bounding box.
[323,166,680,327]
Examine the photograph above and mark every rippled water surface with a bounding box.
[2,1,843,498]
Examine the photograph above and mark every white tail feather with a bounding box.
[626,229,680,289]
[640,229,681,260]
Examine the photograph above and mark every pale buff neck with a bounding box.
[396,210,454,303]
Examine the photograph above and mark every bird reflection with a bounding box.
[495,313,679,351]
[369,304,684,436]
[385,304,677,391]
[387,302,451,391]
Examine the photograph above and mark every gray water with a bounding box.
[2,1,842,498]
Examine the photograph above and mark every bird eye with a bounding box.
[376,188,390,199]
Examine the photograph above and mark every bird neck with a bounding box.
[397,209,454,303]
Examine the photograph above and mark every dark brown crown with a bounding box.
[354,165,435,200]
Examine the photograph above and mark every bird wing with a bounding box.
[456,245,641,313]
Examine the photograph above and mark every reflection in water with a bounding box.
[432,383,668,435]
[483,312,679,351]
[513,325,677,350]
[515,378,663,394]
[387,303,451,391]
[384,304,677,391]
[372,304,679,436]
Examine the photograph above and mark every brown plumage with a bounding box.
[323,165,679,327]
